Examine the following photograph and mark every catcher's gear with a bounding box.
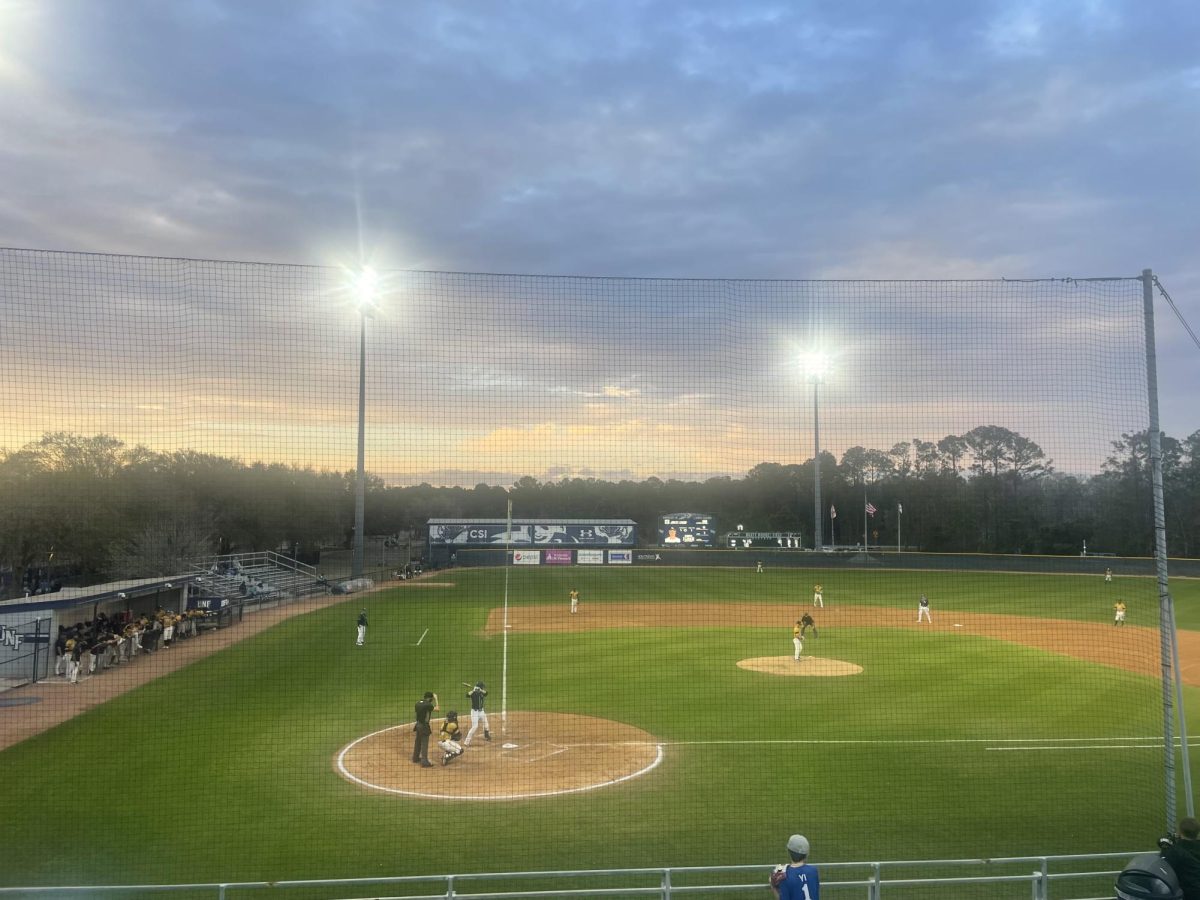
[770,864,787,888]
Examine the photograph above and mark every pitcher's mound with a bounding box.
[336,711,663,801]
[738,656,863,676]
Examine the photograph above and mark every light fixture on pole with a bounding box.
[352,267,379,579]
[802,351,830,551]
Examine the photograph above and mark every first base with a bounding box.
[502,742,519,749]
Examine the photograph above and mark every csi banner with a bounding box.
[608,550,632,565]
[428,522,636,546]
[543,549,573,565]
[577,550,605,565]
[513,550,541,565]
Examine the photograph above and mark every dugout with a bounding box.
[0,577,192,688]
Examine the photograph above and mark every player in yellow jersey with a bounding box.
[569,589,579,614]
[793,620,804,660]
[813,584,823,608]
[1113,600,1127,626]
[439,711,464,765]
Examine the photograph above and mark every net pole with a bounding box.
[501,498,512,734]
[1170,598,1195,817]
[1143,268,1183,829]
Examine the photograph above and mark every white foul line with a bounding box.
[415,627,429,646]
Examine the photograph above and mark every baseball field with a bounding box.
[1,564,1198,894]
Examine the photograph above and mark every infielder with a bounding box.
[356,608,367,646]
[917,594,932,623]
[439,710,464,765]
[812,583,823,607]
[569,589,579,614]
[792,620,804,660]
[463,680,491,745]
[1114,600,1127,626]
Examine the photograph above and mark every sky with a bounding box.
[0,0,1197,486]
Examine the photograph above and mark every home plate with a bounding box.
[502,742,519,749]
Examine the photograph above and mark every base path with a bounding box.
[485,602,1193,685]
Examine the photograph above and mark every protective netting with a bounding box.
[0,247,1181,896]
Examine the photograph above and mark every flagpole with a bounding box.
[898,503,902,555]
[863,488,868,550]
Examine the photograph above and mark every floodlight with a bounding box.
[353,266,379,314]
[801,350,831,381]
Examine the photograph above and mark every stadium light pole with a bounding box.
[802,352,830,551]
[352,267,379,579]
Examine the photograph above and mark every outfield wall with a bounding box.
[449,546,1200,578]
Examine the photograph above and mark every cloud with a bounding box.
[0,0,1197,469]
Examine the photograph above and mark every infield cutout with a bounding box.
[336,711,664,800]
[737,656,864,676]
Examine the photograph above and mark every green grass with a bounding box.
[1,565,1197,889]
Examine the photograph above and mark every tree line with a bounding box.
[2,426,1197,594]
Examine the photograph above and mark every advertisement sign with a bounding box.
[428,522,637,546]
[608,550,632,565]
[636,552,663,562]
[658,513,716,547]
[429,524,531,545]
[512,550,541,565]
[543,549,573,565]
[577,549,604,565]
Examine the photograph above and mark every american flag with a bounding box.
[865,502,877,516]
[830,505,837,519]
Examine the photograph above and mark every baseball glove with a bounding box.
[769,864,787,888]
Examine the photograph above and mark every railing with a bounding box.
[0,851,1140,898]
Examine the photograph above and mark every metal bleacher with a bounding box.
[191,552,329,605]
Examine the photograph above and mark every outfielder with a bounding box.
[917,594,932,623]
[1105,567,1113,583]
[356,608,367,646]
[813,583,823,607]
[792,620,804,660]
[439,710,464,765]
[463,680,492,745]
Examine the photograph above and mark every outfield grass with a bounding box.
[0,565,1196,890]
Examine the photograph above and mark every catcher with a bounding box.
[439,710,465,766]
[770,834,820,899]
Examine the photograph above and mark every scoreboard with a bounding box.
[658,513,716,547]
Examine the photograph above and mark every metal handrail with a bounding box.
[0,851,1141,899]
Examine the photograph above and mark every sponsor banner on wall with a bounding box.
[577,549,605,565]
[635,552,663,562]
[428,522,637,546]
[608,550,633,565]
[512,550,541,565]
[543,549,573,565]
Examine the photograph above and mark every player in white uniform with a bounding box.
[792,621,804,660]
[464,681,492,745]
[917,594,932,623]
[812,584,823,608]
